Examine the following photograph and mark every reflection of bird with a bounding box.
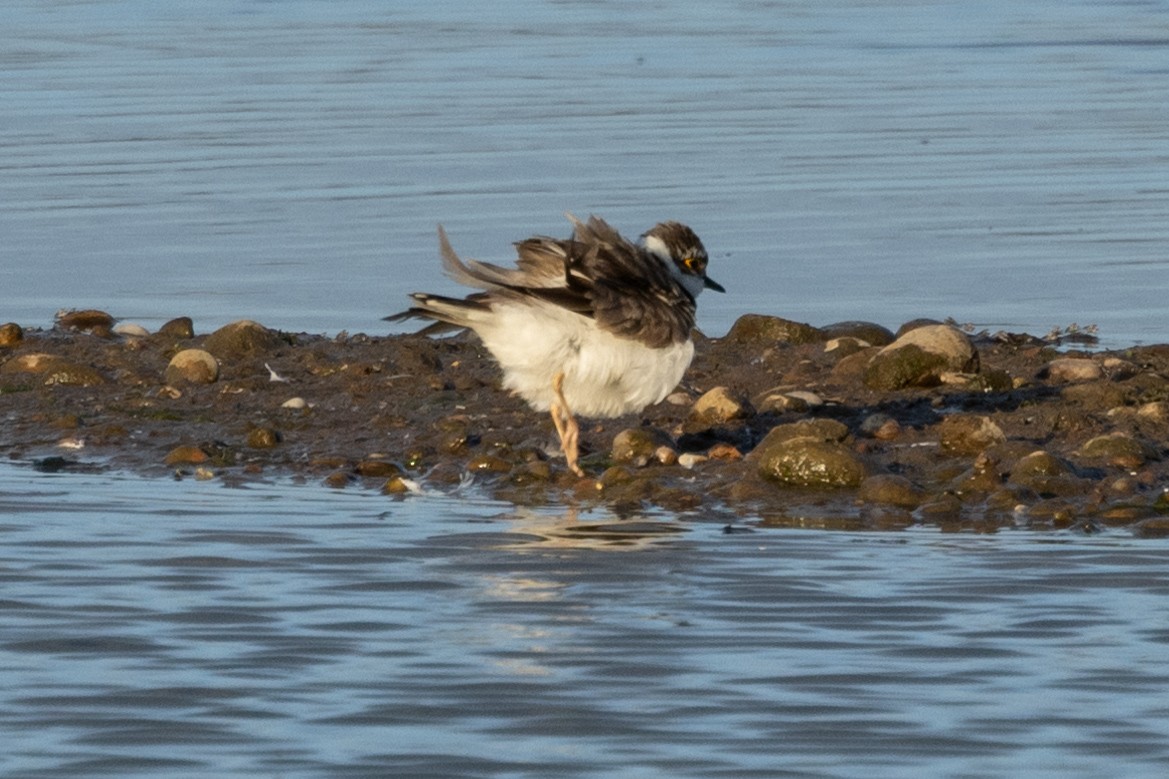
[386,214,724,477]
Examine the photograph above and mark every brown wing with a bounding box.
[505,215,696,347]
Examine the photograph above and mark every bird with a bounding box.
[386,214,724,477]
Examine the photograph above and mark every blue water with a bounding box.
[6,3,1169,775]
[2,464,1169,777]
[3,0,1169,345]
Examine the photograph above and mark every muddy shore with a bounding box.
[3,310,1169,536]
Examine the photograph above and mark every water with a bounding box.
[6,3,1169,775]
[3,1,1169,346]
[3,463,1169,777]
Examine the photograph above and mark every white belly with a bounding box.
[475,302,695,418]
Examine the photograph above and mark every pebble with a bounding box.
[751,435,868,489]
[42,362,107,386]
[864,324,979,391]
[245,427,281,449]
[0,322,23,348]
[1045,358,1103,383]
[612,427,675,467]
[724,313,824,345]
[164,445,209,466]
[820,320,895,346]
[688,386,753,425]
[282,397,308,409]
[158,316,195,339]
[858,474,927,508]
[55,309,115,334]
[203,319,284,359]
[678,452,708,469]
[937,414,1007,455]
[165,349,219,385]
[1075,432,1152,469]
[114,323,150,338]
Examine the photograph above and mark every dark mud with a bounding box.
[4,311,1169,535]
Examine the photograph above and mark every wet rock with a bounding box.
[324,471,352,489]
[164,444,210,466]
[858,474,926,508]
[1060,381,1126,412]
[864,325,978,390]
[165,349,220,385]
[751,428,868,489]
[158,316,195,339]
[829,347,880,383]
[937,414,1006,455]
[824,337,872,358]
[1137,402,1169,424]
[55,309,115,335]
[114,323,150,338]
[42,362,107,387]
[382,475,415,494]
[1,353,59,374]
[0,322,23,348]
[689,386,753,425]
[1075,432,1155,469]
[1102,357,1139,381]
[895,318,944,337]
[612,427,675,467]
[820,320,896,347]
[202,319,284,360]
[1045,357,1103,383]
[759,418,851,446]
[1134,517,1169,539]
[724,314,824,346]
[246,427,281,449]
[1008,450,1088,496]
[755,389,823,414]
[917,493,963,522]
[708,442,743,461]
[466,454,512,474]
[860,413,901,440]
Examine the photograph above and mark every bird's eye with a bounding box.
[683,257,697,271]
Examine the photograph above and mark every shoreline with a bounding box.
[3,310,1169,536]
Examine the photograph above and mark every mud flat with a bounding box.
[4,310,1169,536]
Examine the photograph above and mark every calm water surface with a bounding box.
[2,463,1169,777]
[6,3,1169,775]
[3,0,1169,345]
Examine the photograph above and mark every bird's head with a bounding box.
[641,221,725,299]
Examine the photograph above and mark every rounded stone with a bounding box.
[724,314,825,346]
[164,445,209,466]
[1045,358,1103,383]
[42,362,107,386]
[820,320,896,347]
[756,418,850,448]
[245,427,281,449]
[0,353,60,374]
[466,454,512,474]
[937,414,1007,455]
[858,474,926,508]
[114,323,150,338]
[55,309,115,333]
[689,386,753,425]
[864,325,979,391]
[165,349,219,385]
[1075,433,1153,469]
[755,438,868,488]
[612,427,675,466]
[202,319,284,359]
[158,316,195,339]
[0,322,23,348]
